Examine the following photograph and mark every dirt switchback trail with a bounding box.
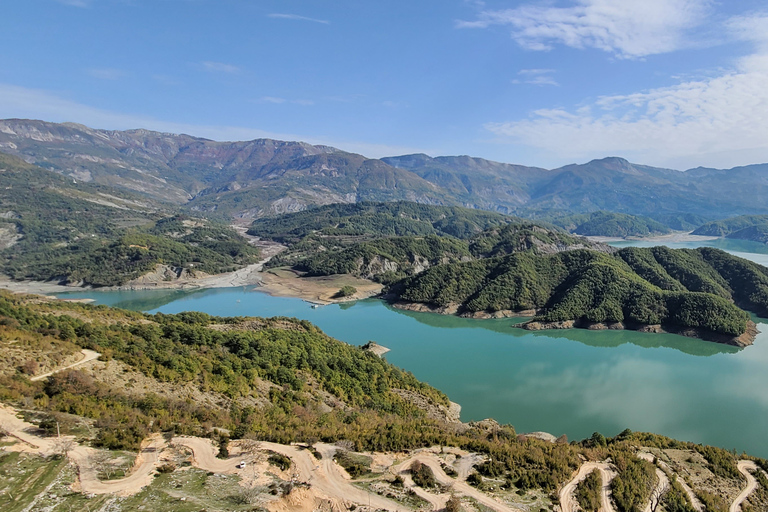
[393,451,523,512]
[30,349,101,381]
[70,436,166,496]
[558,462,617,512]
[731,460,768,512]
[262,442,406,511]
[638,452,670,512]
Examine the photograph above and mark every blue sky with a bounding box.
[1,0,767,170]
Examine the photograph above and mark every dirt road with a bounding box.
[559,461,617,512]
[71,436,166,496]
[393,451,523,512]
[731,460,768,512]
[263,442,406,511]
[30,349,101,381]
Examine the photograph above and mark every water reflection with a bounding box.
[384,301,739,357]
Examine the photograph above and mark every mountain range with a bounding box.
[2,118,768,223]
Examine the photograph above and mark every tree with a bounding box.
[52,437,76,458]
[238,438,261,457]
[89,450,122,480]
[333,286,357,298]
[445,493,462,512]
[590,432,607,447]
[410,460,437,488]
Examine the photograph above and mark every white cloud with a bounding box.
[486,63,768,169]
[201,61,240,74]
[258,97,314,106]
[259,96,286,104]
[513,68,558,86]
[55,0,89,7]
[458,0,711,58]
[268,13,330,25]
[0,83,427,159]
[87,68,127,80]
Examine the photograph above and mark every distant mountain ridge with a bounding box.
[2,119,768,221]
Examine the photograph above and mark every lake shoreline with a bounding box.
[391,300,759,347]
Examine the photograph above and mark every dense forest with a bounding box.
[247,201,516,243]
[545,211,671,237]
[0,291,754,499]
[0,153,260,286]
[259,205,606,283]
[693,215,768,244]
[391,246,768,339]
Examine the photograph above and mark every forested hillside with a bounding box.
[546,211,671,237]
[248,201,515,242]
[390,247,768,341]
[0,289,757,504]
[0,152,259,286]
[693,215,768,243]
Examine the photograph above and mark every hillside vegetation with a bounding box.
[0,152,259,286]
[0,290,756,502]
[693,215,768,243]
[391,246,768,339]
[546,211,671,237]
[248,201,516,243]
[254,203,607,284]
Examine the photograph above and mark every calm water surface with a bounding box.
[59,237,768,457]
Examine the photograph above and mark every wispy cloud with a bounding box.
[201,61,240,74]
[87,68,127,80]
[258,96,314,106]
[55,0,89,7]
[268,13,330,25]
[457,0,711,58]
[512,69,558,86]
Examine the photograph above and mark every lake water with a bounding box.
[58,237,768,457]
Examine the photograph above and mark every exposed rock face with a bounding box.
[122,264,207,287]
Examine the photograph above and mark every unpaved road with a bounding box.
[2,406,404,508]
[638,452,670,512]
[264,442,407,511]
[731,460,768,512]
[71,436,165,496]
[559,461,617,512]
[393,451,523,512]
[30,349,101,381]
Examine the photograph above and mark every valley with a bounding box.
[3,119,768,511]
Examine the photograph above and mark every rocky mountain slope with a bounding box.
[3,119,768,222]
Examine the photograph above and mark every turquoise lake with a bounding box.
[59,237,768,458]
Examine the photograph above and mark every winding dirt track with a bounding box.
[71,436,165,496]
[638,453,670,512]
[558,461,617,512]
[259,442,406,511]
[731,460,768,512]
[30,349,101,382]
[392,451,523,512]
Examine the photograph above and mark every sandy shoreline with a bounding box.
[586,232,719,243]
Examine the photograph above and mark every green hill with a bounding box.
[546,211,671,237]
[693,215,768,243]
[248,201,516,243]
[0,152,259,286]
[390,246,767,341]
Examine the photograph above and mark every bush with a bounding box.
[410,460,437,488]
[333,286,357,298]
[268,452,292,471]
